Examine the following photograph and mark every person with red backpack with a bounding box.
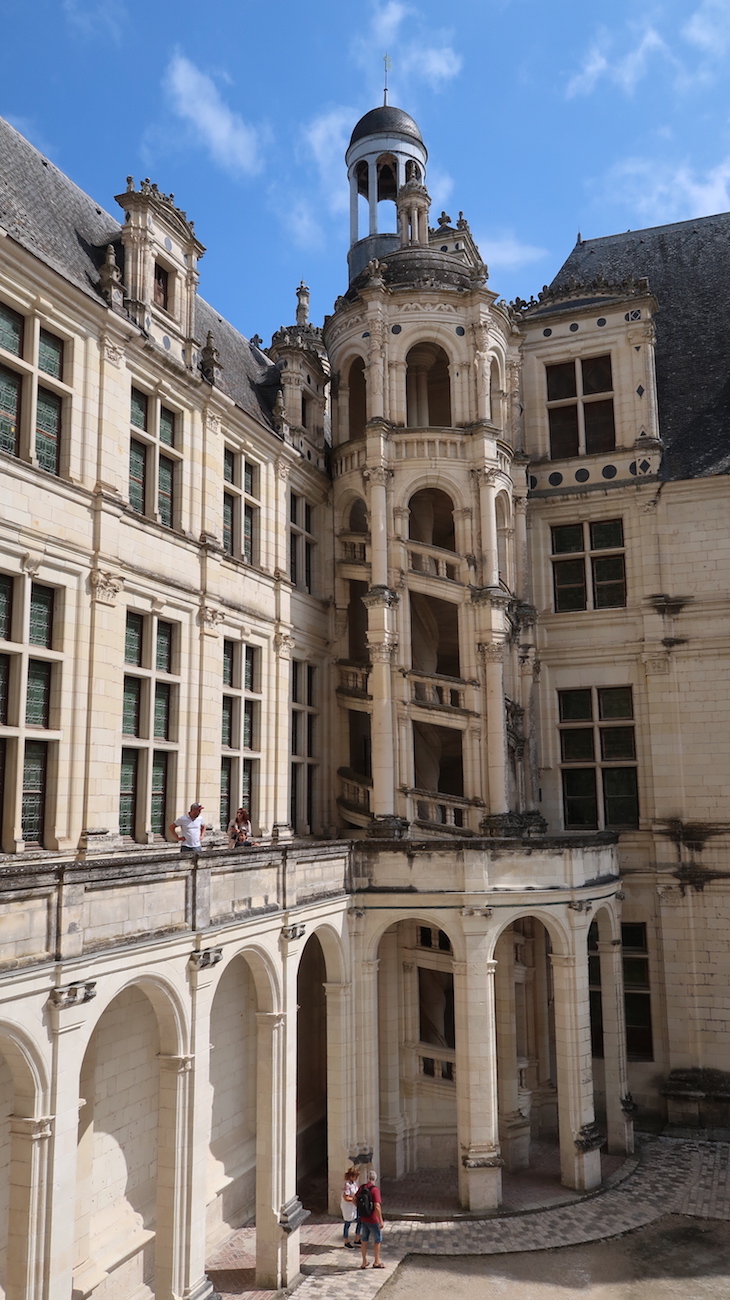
[356,1169,384,1269]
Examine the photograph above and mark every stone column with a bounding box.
[514,496,528,599]
[363,581,399,824]
[45,991,94,1300]
[376,932,403,1178]
[597,938,634,1155]
[323,981,354,1214]
[480,642,508,817]
[477,470,499,588]
[368,161,378,235]
[366,467,389,589]
[349,173,359,245]
[453,931,502,1210]
[255,1009,302,1289]
[156,1053,211,1300]
[495,933,530,1171]
[5,1115,51,1300]
[550,950,603,1191]
[351,950,381,1171]
[337,383,350,446]
[390,360,407,427]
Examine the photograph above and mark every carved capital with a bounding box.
[514,496,528,516]
[49,981,97,1009]
[199,606,225,634]
[90,569,124,606]
[281,923,306,941]
[362,466,392,488]
[367,635,398,662]
[362,585,399,610]
[478,641,504,664]
[274,631,296,659]
[189,947,223,969]
[476,467,499,488]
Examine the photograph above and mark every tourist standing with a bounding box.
[170,802,206,853]
[357,1170,384,1269]
[340,1166,360,1247]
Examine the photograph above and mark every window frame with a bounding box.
[222,446,260,565]
[558,685,639,830]
[220,636,263,832]
[290,658,319,833]
[289,491,316,594]
[551,518,626,613]
[0,303,73,476]
[545,353,616,460]
[120,609,180,842]
[128,384,184,529]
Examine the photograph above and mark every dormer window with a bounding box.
[546,354,615,458]
[154,263,170,312]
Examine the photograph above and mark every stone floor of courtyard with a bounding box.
[205,1137,730,1300]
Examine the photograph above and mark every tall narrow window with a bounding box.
[0,575,13,640]
[0,655,9,725]
[289,493,316,592]
[0,304,23,357]
[38,329,63,379]
[129,439,146,514]
[151,751,168,836]
[223,493,235,555]
[154,263,169,311]
[129,388,183,527]
[0,366,21,457]
[291,659,318,833]
[29,584,54,648]
[156,621,173,674]
[36,388,61,475]
[222,695,234,748]
[26,660,52,727]
[123,675,142,737]
[220,755,232,830]
[119,747,138,838]
[622,922,653,1060]
[119,612,179,842]
[159,406,175,447]
[158,455,175,527]
[558,686,638,829]
[131,387,148,431]
[546,354,615,458]
[154,682,171,739]
[125,611,144,666]
[22,741,47,843]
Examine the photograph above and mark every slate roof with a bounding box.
[0,116,280,429]
[349,105,424,148]
[550,214,730,480]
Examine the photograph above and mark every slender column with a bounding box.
[368,161,378,235]
[495,934,530,1171]
[390,360,406,426]
[400,957,419,1172]
[323,982,354,1214]
[46,1002,87,1300]
[254,1010,300,1289]
[368,470,388,588]
[481,642,508,816]
[597,939,634,1155]
[157,1054,206,1300]
[453,936,502,1211]
[6,1115,51,1300]
[478,469,499,588]
[177,959,220,1300]
[349,174,359,245]
[550,951,602,1191]
[514,496,528,599]
[351,950,381,1171]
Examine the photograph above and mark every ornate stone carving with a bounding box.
[275,458,291,481]
[478,642,504,663]
[367,636,399,663]
[274,632,296,659]
[573,1121,605,1153]
[279,1195,311,1234]
[199,606,225,633]
[362,585,399,610]
[102,335,124,367]
[643,652,670,675]
[362,466,392,488]
[90,569,123,606]
[281,923,306,941]
[206,410,221,435]
[189,947,223,969]
[620,1092,638,1115]
[49,980,97,1009]
[21,552,43,577]
[567,900,592,914]
[200,330,222,385]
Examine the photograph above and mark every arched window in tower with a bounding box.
[496,492,511,589]
[355,160,369,240]
[348,497,369,534]
[348,356,367,440]
[376,153,398,232]
[405,159,422,182]
[490,357,503,427]
[406,343,452,427]
[408,488,456,553]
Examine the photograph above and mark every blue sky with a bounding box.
[2,0,730,343]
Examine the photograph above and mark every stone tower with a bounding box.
[326,105,541,838]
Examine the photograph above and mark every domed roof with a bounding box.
[349,105,423,147]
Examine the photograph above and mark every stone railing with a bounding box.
[418,1045,456,1082]
[410,790,474,833]
[337,770,372,815]
[407,542,461,582]
[337,664,371,697]
[410,671,467,710]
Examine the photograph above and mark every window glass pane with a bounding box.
[125,612,143,666]
[158,455,174,527]
[602,766,639,827]
[562,768,598,828]
[590,519,623,551]
[622,923,647,951]
[560,728,595,761]
[307,664,316,707]
[29,584,54,647]
[242,758,253,812]
[0,575,13,640]
[223,493,234,555]
[306,712,315,757]
[0,304,22,357]
[290,760,299,828]
[548,404,579,458]
[546,360,577,401]
[592,554,626,609]
[305,540,313,592]
[26,659,52,727]
[22,740,47,842]
[290,492,299,524]
[244,504,254,564]
[151,751,168,835]
[131,387,148,429]
[243,699,254,749]
[0,365,21,456]
[559,689,592,721]
[292,709,301,755]
[584,398,616,454]
[553,558,587,612]
[0,654,8,724]
[224,448,235,483]
[123,675,141,736]
[598,687,633,720]
[223,639,234,687]
[625,991,653,1060]
[305,503,313,534]
[36,388,61,475]
[244,646,255,692]
[220,756,232,830]
[600,726,635,760]
[623,956,650,989]
[156,621,173,673]
[159,406,175,446]
[129,439,146,513]
[306,764,314,829]
[222,696,233,747]
[292,660,301,704]
[581,354,612,396]
[154,682,171,739]
[588,954,601,985]
[289,531,298,584]
[119,747,138,837]
[551,524,584,554]
[244,460,255,495]
[38,329,63,378]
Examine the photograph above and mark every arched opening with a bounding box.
[0,1033,47,1300]
[207,956,259,1245]
[406,344,452,428]
[490,357,503,426]
[376,153,398,232]
[0,1048,11,1299]
[74,986,161,1299]
[496,493,511,589]
[347,579,368,664]
[408,488,455,551]
[348,497,368,534]
[377,919,459,1208]
[410,592,460,678]
[355,161,369,239]
[405,159,421,182]
[347,357,367,441]
[296,933,328,1206]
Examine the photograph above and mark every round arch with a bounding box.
[211,941,281,1015]
[298,921,348,985]
[0,1022,49,1117]
[486,907,573,962]
[363,908,466,964]
[393,468,470,516]
[389,327,466,369]
[591,902,621,944]
[76,970,189,1059]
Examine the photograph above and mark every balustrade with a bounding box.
[408,542,461,582]
[410,671,466,710]
[410,790,474,831]
[337,664,371,696]
[418,1044,456,1082]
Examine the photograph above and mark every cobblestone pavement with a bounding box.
[206,1137,730,1300]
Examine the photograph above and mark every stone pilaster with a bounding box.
[597,938,635,1155]
[550,951,603,1191]
[453,933,502,1210]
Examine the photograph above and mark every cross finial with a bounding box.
[383,52,392,106]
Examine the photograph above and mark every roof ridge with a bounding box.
[576,209,730,246]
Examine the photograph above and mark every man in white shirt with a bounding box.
[170,802,206,852]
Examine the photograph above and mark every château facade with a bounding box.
[0,103,727,1300]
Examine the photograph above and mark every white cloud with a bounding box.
[353,1,462,99]
[601,154,730,224]
[282,198,325,251]
[425,168,454,211]
[372,1,412,47]
[475,232,548,272]
[402,45,462,89]
[164,53,261,178]
[301,106,355,216]
[62,0,125,40]
[683,0,730,55]
[567,24,675,98]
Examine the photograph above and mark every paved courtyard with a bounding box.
[205,1138,730,1300]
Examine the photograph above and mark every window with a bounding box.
[128,387,183,528]
[36,389,61,475]
[119,611,179,840]
[546,354,615,458]
[291,660,318,833]
[222,448,260,564]
[38,329,63,379]
[558,686,639,829]
[153,263,169,311]
[22,741,47,844]
[588,921,653,1062]
[551,519,626,613]
[26,660,52,728]
[219,637,262,832]
[0,305,69,473]
[0,303,23,357]
[289,492,315,592]
[0,366,20,457]
[29,584,54,647]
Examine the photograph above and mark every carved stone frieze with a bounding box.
[362,585,399,610]
[49,981,97,1009]
[199,606,225,634]
[274,632,296,659]
[189,947,223,969]
[90,569,124,606]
